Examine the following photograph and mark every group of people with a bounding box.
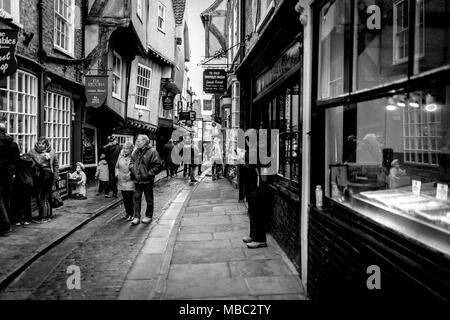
[95,135,163,226]
[0,123,60,235]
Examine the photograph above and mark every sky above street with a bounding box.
[185,0,214,109]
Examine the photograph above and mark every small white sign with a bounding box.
[412,180,422,196]
[436,183,448,201]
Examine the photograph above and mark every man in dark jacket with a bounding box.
[103,136,122,198]
[0,123,20,235]
[11,153,35,225]
[130,134,162,226]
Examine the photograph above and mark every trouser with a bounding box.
[0,181,11,232]
[36,169,54,220]
[98,181,109,194]
[198,164,202,175]
[166,162,175,177]
[122,190,134,217]
[109,168,118,196]
[11,184,32,223]
[190,164,197,181]
[133,183,154,219]
[183,164,191,177]
[246,183,266,243]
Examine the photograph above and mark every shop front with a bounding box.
[309,0,450,300]
[236,1,303,272]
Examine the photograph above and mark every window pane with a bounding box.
[326,84,450,233]
[318,0,351,99]
[355,0,409,91]
[414,0,450,74]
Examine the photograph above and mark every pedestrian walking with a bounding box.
[69,162,87,200]
[241,131,268,249]
[96,154,110,196]
[183,135,200,183]
[29,137,59,222]
[11,153,35,226]
[115,141,135,221]
[211,136,223,181]
[0,123,20,235]
[163,139,175,178]
[103,136,121,198]
[130,135,162,226]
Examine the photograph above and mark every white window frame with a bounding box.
[0,70,38,154]
[157,2,166,33]
[112,134,134,147]
[54,0,76,57]
[393,0,425,65]
[44,92,72,169]
[0,0,20,26]
[137,0,143,22]
[136,64,152,110]
[112,51,122,100]
[256,0,275,33]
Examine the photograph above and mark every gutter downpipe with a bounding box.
[38,0,45,137]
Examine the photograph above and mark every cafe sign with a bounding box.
[85,75,108,108]
[163,96,174,110]
[0,29,19,80]
[203,69,227,94]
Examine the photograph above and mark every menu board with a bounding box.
[82,126,97,166]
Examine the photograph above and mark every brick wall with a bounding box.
[17,0,84,85]
[267,190,301,272]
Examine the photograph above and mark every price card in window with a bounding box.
[412,180,422,196]
[436,183,448,201]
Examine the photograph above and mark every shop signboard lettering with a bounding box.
[85,75,108,108]
[0,29,19,80]
[163,96,174,110]
[179,112,190,121]
[203,69,227,94]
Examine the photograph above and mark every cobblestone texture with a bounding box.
[9,177,186,300]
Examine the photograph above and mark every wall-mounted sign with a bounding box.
[85,75,108,108]
[179,112,190,121]
[189,111,196,121]
[203,100,213,111]
[0,29,19,80]
[163,96,174,110]
[203,69,227,94]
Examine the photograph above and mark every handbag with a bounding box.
[51,183,64,208]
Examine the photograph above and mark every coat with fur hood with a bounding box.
[95,160,109,182]
[115,150,135,191]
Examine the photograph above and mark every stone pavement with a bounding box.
[119,173,306,300]
[0,170,170,291]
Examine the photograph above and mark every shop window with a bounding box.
[54,0,75,56]
[413,0,450,74]
[393,0,424,65]
[136,64,152,109]
[158,2,166,32]
[325,84,450,234]
[0,71,38,154]
[267,82,301,183]
[44,92,72,168]
[112,51,122,99]
[354,0,409,91]
[112,134,133,147]
[0,0,20,25]
[318,0,351,99]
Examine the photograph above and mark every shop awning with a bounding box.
[126,118,157,133]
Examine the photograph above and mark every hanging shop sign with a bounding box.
[163,96,174,110]
[0,29,19,80]
[85,75,108,108]
[203,69,227,94]
[189,111,196,121]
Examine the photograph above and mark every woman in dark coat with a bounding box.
[11,153,35,225]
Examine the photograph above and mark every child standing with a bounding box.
[70,162,87,200]
[96,154,109,196]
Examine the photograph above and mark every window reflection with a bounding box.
[326,85,450,232]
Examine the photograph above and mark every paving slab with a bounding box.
[168,262,230,281]
[177,233,214,242]
[245,276,304,296]
[229,259,292,278]
[164,278,249,299]
[141,238,169,254]
[118,280,155,300]
[171,248,247,265]
[126,254,163,280]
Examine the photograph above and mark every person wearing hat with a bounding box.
[96,154,110,196]
[69,162,87,200]
[389,159,407,189]
[103,136,121,198]
[115,141,135,221]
